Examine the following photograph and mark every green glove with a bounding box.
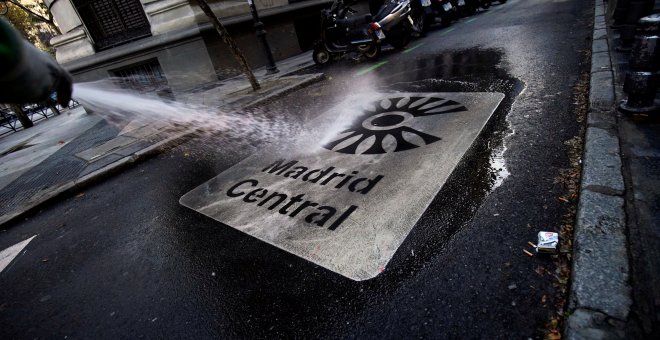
[0,18,73,106]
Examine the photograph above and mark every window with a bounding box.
[72,0,151,50]
[110,59,173,99]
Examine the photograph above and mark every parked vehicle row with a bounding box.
[312,0,381,64]
[312,0,508,65]
[313,0,414,64]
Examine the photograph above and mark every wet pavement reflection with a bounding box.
[165,48,525,337]
[0,0,596,335]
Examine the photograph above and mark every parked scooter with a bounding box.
[372,0,414,49]
[462,0,491,14]
[410,0,433,35]
[312,0,383,65]
[429,0,454,27]
[450,0,468,18]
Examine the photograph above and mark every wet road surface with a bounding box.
[0,0,592,337]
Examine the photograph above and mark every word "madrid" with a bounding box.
[224,159,385,231]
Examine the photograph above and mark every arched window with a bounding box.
[72,0,151,50]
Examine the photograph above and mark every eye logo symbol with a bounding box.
[323,96,468,154]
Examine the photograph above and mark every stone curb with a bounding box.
[565,1,632,339]
[0,73,323,228]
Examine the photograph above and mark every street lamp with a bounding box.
[247,0,279,74]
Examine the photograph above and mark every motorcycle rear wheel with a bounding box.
[411,10,430,36]
[312,45,332,65]
[387,26,411,50]
[361,43,381,60]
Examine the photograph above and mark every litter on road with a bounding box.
[536,232,559,253]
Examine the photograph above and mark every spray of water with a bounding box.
[301,74,387,150]
[70,72,388,161]
[72,79,294,145]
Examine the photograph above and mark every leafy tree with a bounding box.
[0,0,59,52]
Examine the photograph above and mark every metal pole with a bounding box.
[247,0,279,74]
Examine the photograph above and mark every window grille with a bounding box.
[72,0,151,50]
[110,59,173,99]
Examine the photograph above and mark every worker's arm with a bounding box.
[0,18,72,106]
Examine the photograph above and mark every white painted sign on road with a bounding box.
[181,92,504,280]
[0,235,36,274]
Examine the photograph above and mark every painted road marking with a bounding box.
[439,27,456,36]
[0,235,36,274]
[355,61,388,76]
[181,92,504,281]
[403,43,425,54]
[465,17,478,23]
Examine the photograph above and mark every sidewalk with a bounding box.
[566,1,659,339]
[0,52,322,227]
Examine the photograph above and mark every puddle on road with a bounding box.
[166,48,524,336]
[181,91,505,281]
[305,48,522,194]
[370,48,524,277]
[180,48,523,279]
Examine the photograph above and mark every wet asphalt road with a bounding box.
[0,0,592,338]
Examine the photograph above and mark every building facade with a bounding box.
[46,0,334,97]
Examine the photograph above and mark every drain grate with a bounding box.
[0,120,119,217]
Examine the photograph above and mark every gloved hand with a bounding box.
[51,55,74,106]
[25,41,74,106]
[0,18,73,106]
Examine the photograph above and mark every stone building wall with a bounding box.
[46,0,335,97]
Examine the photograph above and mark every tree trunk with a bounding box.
[192,0,260,91]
